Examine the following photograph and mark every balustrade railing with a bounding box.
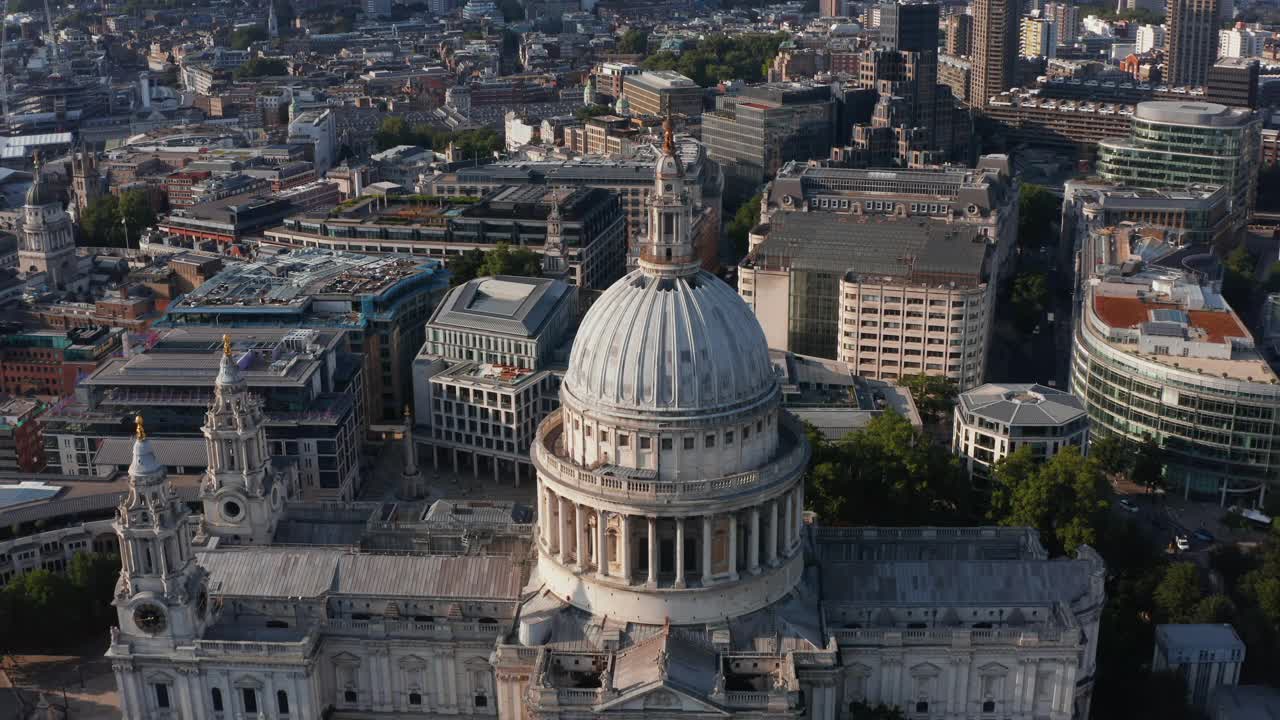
[533,415,808,501]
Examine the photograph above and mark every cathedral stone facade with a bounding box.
[107,122,1105,720]
[18,158,78,290]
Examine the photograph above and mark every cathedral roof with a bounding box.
[25,173,59,207]
[196,546,523,600]
[562,270,776,415]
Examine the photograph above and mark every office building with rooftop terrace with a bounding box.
[740,212,996,391]
[417,142,723,271]
[41,328,363,500]
[262,186,627,290]
[1070,224,1280,505]
[413,275,578,486]
[157,249,451,427]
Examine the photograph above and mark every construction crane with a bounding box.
[43,0,60,70]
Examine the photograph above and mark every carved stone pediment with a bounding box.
[598,684,730,715]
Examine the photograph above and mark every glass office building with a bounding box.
[1070,227,1278,505]
[1097,101,1261,235]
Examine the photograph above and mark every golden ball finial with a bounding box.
[135,415,146,440]
[222,334,232,357]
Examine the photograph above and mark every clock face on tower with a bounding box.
[133,603,167,634]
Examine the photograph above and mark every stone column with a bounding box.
[795,484,804,544]
[620,514,632,584]
[748,506,760,573]
[727,511,739,580]
[767,499,779,565]
[557,497,570,564]
[784,493,794,554]
[575,503,587,569]
[597,509,609,578]
[646,516,658,586]
[701,515,713,585]
[674,517,686,588]
[540,487,552,549]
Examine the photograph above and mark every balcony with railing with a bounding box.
[532,412,809,505]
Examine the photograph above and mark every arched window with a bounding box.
[409,692,423,705]
[982,700,996,713]
[277,690,289,714]
[211,688,223,712]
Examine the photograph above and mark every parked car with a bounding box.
[1192,528,1215,543]
[1118,498,1139,513]
[1175,535,1191,551]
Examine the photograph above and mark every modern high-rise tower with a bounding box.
[1166,0,1220,87]
[971,0,1018,107]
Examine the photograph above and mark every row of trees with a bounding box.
[0,553,120,652]
[371,116,502,158]
[447,243,542,287]
[80,191,157,249]
[805,412,972,527]
[233,56,288,79]
[641,33,789,87]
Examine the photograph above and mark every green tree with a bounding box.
[1131,434,1165,494]
[81,190,156,248]
[447,243,542,286]
[617,28,650,54]
[229,25,269,49]
[1010,272,1049,332]
[1089,434,1132,477]
[1193,594,1236,624]
[899,373,958,425]
[1154,562,1203,623]
[1017,184,1060,248]
[641,33,789,86]
[806,411,970,527]
[575,104,613,122]
[1221,243,1258,316]
[726,193,762,255]
[989,446,1108,555]
[233,56,288,78]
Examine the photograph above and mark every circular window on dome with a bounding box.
[222,500,243,520]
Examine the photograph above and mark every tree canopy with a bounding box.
[229,25,269,50]
[899,374,958,425]
[372,116,502,158]
[447,243,543,286]
[80,191,156,248]
[1010,272,1049,332]
[617,28,650,54]
[234,56,288,79]
[641,33,789,87]
[988,446,1108,555]
[805,411,970,527]
[1221,242,1258,318]
[726,193,762,256]
[1017,184,1059,249]
[0,552,120,652]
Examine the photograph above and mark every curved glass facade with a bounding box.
[1070,321,1278,502]
[1096,108,1260,233]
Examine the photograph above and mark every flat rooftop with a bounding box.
[170,248,442,310]
[428,275,572,338]
[83,328,340,390]
[745,212,989,284]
